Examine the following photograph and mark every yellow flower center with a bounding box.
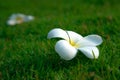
[65,31,80,48]
[16,17,24,23]
[70,40,79,48]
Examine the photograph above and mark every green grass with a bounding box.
[0,0,120,80]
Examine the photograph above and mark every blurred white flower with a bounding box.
[47,28,103,60]
[7,13,34,25]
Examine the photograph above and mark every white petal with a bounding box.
[27,16,34,20]
[55,40,77,60]
[9,14,16,19]
[66,31,83,43]
[84,35,103,46]
[75,38,96,48]
[47,28,69,40]
[78,47,99,59]
[7,20,16,25]
[24,16,34,22]
[16,14,25,18]
[76,35,103,48]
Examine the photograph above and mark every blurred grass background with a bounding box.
[0,0,120,80]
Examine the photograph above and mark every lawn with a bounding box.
[0,0,120,80]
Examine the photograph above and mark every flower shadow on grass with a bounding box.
[43,51,90,71]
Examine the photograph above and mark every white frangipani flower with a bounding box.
[47,28,103,60]
[7,13,34,25]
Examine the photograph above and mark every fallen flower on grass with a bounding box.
[7,13,34,26]
[47,28,103,60]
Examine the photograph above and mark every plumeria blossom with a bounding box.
[47,28,103,60]
[7,13,34,25]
